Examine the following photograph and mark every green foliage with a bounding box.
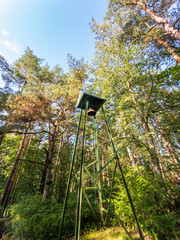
[7,194,62,239]
[108,0,180,63]
[0,134,22,188]
[6,191,99,239]
[1,1,179,238]
[110,166,180,239]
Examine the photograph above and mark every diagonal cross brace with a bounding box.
[73,170,97,219]
[84,165,133,240]
[96,156,116,175]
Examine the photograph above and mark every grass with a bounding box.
[80,226,129,239]
[66,226,153,240]
[2,226,153,239]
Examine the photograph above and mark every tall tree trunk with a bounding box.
[10,133,33,204]
[0,133,5,147]
[102,154,105,184]
[40,148,49,194]
[0,122,30,215]
[140,116,163,176]
[123,132,136,166]
[42,136,55,200]
[105,146,110,187]
[155,116,179,165]
[27,127,43,187]
[126,146,136,166]
[52,132,64,184]
[128,84,163,176]
[42,110,64,200]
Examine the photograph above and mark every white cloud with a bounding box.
[0,40,21,54]
[2,30,10,37]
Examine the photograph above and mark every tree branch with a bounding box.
[18,159,46,166]
[0,130,53,136]
[156,38,180,63]
[122,1,180,40]
[136,1,180,40]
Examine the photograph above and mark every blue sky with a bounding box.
[0,0,108,79]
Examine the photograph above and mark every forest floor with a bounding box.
[66,226,152,240]
[1,226,153,240]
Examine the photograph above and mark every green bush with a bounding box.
[109,166,180,239]
[6,191,99,239]
[6,194,62,239]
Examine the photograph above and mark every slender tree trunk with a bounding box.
[27,127,43,187]
[10,133,33,204]
[128,84,163,176]
[102,154,105,184]
[42,136,55,199]
[42,110,64,200]
[52,132,64,184]
[123,132,136,166]
[70,176,75,193]
[105,146,110,187]
[141,116,163,176]
[126,146,136,166]
[40,148,49,194]
[1,172,16,215]
[155,116,179,164]
[0,133,5,147]
[0,122,30,215]
[9,164,23,205]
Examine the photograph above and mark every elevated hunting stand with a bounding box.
[58,92,144,240]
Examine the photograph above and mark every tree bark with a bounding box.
[141,115,163,176]
[155,116,179,165]
[127,84,163,176]
[42,110,64,200]
[52,132,64,184]
[123,132,136,166]
[10,133,33,204]
[126,145,136,166]
[40,148,49,194]
[0,122,30,215]
[0,132,5,147]
[42,136,55,200]
[105,146,110,187]
[27,129,43,188]
[134,1,180,40]
[119,1,180,62]
[102,154,105,184]
[156,39,180,63]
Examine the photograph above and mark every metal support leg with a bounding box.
[94,116,104,223]
[75,100,88,240]
[73,170,97,218]
[84,166,133,240]
[58,109,82,240]
[104,160,117,223]
[101,106,144,240]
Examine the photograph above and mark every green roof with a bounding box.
[76,92,106,111]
